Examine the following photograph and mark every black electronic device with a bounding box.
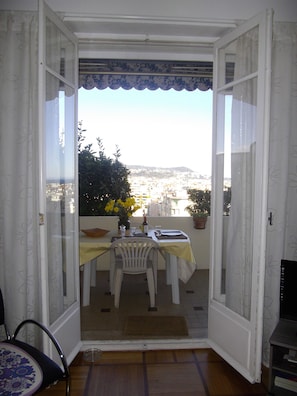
[280,259,297,322]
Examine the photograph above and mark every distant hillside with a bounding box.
[128,165,194,173]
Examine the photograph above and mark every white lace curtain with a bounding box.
[224,27,258,320]
[0,11,40,339]
[262,22,297,365]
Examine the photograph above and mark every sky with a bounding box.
[78,87,213,175]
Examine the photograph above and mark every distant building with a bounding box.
[128,165,211,217]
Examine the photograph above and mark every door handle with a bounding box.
[268,212,273,226]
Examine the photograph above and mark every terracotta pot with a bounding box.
[193,216,207,229]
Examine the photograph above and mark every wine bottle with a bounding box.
[142,215,148,235]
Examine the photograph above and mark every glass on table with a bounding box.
[120,225,126,237]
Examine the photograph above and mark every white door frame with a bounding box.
[38,0,81,363]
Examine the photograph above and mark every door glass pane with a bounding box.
[214,78,257,321]
[46,17,75,83]
[221,93,232,296]
[45,72,76,324]
[218,26,259,87]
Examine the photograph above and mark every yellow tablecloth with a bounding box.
[79,230,197,305]
[80,231,196,265]
[79,233,113,265]
[79,230,196,283]
[157,240,196,264]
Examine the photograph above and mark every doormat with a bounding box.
[123,315,188,337]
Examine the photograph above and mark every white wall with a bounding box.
[3,0,295,62]
[1,0,296,21]
[55,0,297,21]
[80,216,210,270]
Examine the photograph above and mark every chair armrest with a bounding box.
[12,319,69,378]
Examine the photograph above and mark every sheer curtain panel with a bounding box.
[224,27,258,320]
[262,22,297,365]
[0,12,40,341]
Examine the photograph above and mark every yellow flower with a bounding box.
[104,197,141,218]
[104,200,115,213]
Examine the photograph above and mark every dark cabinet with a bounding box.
[269,321,297,395]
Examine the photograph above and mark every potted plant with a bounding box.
[185,189,211,229]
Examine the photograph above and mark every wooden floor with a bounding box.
[39,349,268,396]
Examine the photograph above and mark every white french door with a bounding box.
[38,0,81,362]
[208,10,272,382]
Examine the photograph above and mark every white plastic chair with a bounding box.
[110,237,158,308]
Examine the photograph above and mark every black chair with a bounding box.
[0,289,70,395]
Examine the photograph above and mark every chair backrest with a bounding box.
[0,289,10,339]
[0,289,5,326]
[111,237,158,273]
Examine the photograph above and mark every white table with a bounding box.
[80,230,196,306]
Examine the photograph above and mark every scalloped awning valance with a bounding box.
[79,59,215,92]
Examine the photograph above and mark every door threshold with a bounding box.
[81,338,209,352]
